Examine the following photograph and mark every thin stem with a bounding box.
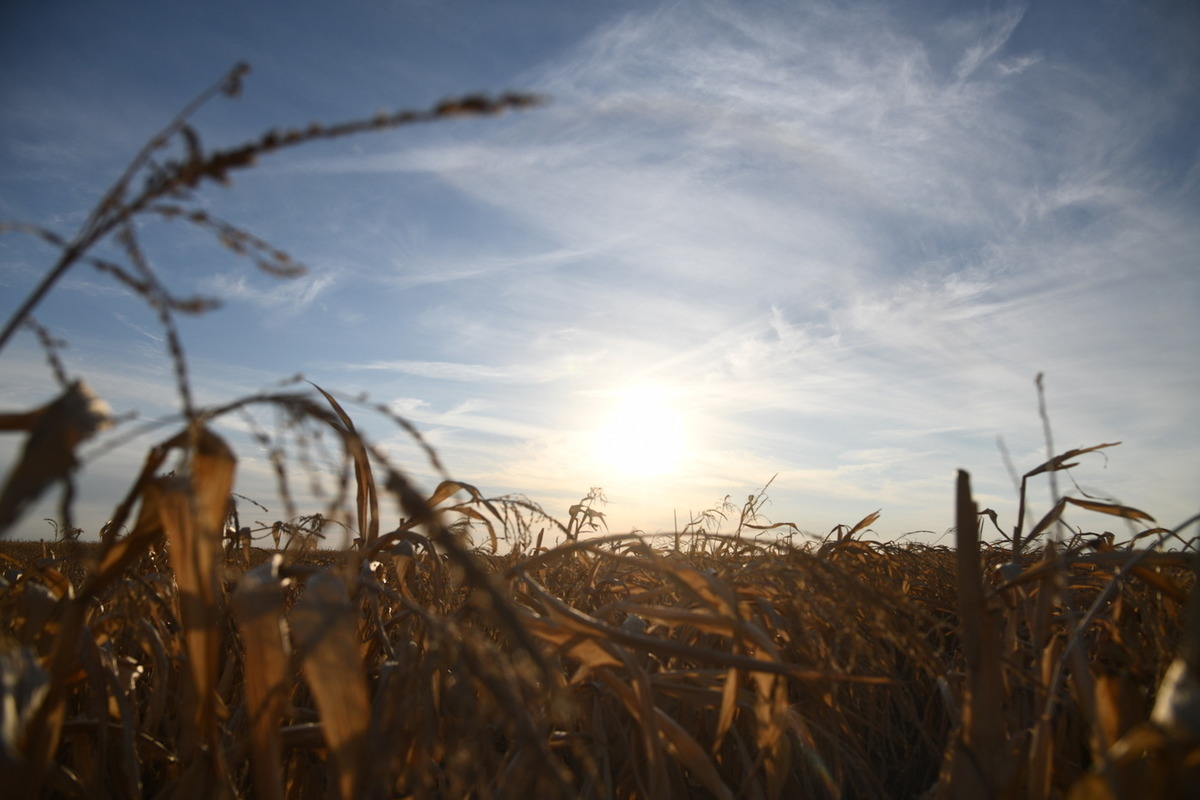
[0,64,250,354]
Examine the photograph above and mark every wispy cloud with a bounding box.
[3,0,1195,539]
[950,3,1027,82]
[348,358,559,384]
[201,270,337,317]
[340,0,1196,533]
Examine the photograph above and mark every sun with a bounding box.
[593,387,687,479]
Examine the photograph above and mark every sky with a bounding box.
[1,0,1197,546]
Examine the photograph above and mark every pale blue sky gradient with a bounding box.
[2,0,1197,543]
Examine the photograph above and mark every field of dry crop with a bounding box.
[2,64,1198,799]
[0,475,1197,799]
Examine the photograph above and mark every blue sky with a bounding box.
[2,0,1197,545]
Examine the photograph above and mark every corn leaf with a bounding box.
[291,570,370,800]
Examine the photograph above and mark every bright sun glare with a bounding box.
[593,387,687,479]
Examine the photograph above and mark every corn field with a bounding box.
[1,64,1198,799]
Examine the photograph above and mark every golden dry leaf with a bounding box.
[596,666,667,792]
[291,570,370,800]
[155,428,235,795]
[1069,721,1200,799]
[1026,498,1069,542]
[0,380,111,534]
[1063,497,1155,523]
[1129,565,1190,606]
[619,604,741,637]
[846,509,881,538]
[654,707,735,800]
[1025,715,1055,800]
[1094,672,1143,753]
[231,558,291,800]
[664,562,738,618]
[520,613,625,674]
[1004,550,1192,617]
[714,667,740,754]
[425,479,466,508]
[311,383,377,545]
[34,566,72,602]
[1025,442,1121,480]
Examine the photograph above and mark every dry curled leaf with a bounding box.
[0,381,111,534]
[291,570,370,800]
